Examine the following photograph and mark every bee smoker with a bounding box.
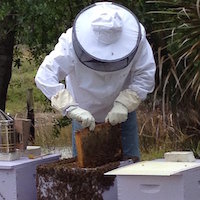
[0,109,16,154]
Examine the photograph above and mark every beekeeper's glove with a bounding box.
[51,89,95,130]
[51,89,77,115]
[105,89,141,125]
[67,106,95,131]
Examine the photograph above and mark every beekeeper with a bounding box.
[35,2,156,161]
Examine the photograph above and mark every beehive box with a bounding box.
[0,154,60,200]
[37,158,123,200]
[105,160,200,200]
[75,123,122,167]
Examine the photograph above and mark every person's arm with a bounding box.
[128,24,156,102]
[35,28,74,101]
[105,24,156,125]
[35,28,95,130]
[35,28,79,115]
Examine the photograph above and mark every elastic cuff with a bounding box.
[65,105,78,116]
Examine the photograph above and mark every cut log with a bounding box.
[75,123,122,167]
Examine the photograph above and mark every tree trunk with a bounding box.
[0,30,15,112]
[27,88,35,142]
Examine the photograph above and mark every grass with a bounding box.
[141,148,166,161]
[6,46,48,115]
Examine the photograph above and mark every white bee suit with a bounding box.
[35,2,156,158]
[35,26,155,122]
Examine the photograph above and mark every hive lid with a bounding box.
[105,161,200,176]
[0,110,13,122]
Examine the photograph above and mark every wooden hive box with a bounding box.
[75,123,122,168]
[37,157,120,200]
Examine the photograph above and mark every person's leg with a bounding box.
[71,120,82,157]
[121,111,140,161]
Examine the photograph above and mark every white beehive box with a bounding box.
[0,154,60,200]
[105,160,200,200]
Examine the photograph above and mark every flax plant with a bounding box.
[148,0,200,102]
[147,0,200,156]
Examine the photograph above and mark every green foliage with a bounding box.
[146,0,200,157]
[6,50,51,114]
[148,0,200,102]
[0,0,158,65]
[53,116,72,138]
[0,0,158,57]
[0,0,93,62]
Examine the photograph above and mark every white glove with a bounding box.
[105,102,128,125]
[51,89,77,115]
[115,89,141,113]
[67,106,95,131]
[105,89,141,125]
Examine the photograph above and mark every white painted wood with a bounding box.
[106,159,200,200]
[164,151,195,162]
[105,161,200,176]
[0,154,60,200]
